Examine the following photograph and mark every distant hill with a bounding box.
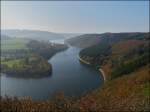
[61,33,83,39]
[66,34,102,48]
[1,29,82,41]
[1,29,66,41]
[66,32,149,48]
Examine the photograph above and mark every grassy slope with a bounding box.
[1,38,29,50]
[102,39,148,79]
[78,37,150,111]
[1,55,52,78]
[77,34,150,111]
[111,40,145,59]
[79,65,150,111]
[1,59,22,68]
[1,38,61,77]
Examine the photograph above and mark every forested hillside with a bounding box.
[78,33,149,67]
[66,32,148,48]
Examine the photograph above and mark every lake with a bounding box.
[1,39,104,100]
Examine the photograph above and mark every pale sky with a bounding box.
[1,1,149,33]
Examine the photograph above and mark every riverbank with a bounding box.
[99,68,106,81]
[78,56,91,65]
[78,55,106,82]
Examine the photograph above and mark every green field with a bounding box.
[1,59,22,68]
[1,55,52,77]
[1,38,29,50]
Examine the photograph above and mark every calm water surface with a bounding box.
[1,39,103,100]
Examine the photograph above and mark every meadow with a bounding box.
[1,38,29,50]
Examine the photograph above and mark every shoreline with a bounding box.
[78,55,106,82]
[78,56,91,65]
[98,68,106,81]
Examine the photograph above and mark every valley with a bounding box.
[1,31,149,111]
[1,1,149,111]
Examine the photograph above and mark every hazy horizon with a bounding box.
[1,1,149,33]
[1,28,149,34]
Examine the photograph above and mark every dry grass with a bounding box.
[101,61,112,80]
[112,40,145,55]
[79,65,150,111]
